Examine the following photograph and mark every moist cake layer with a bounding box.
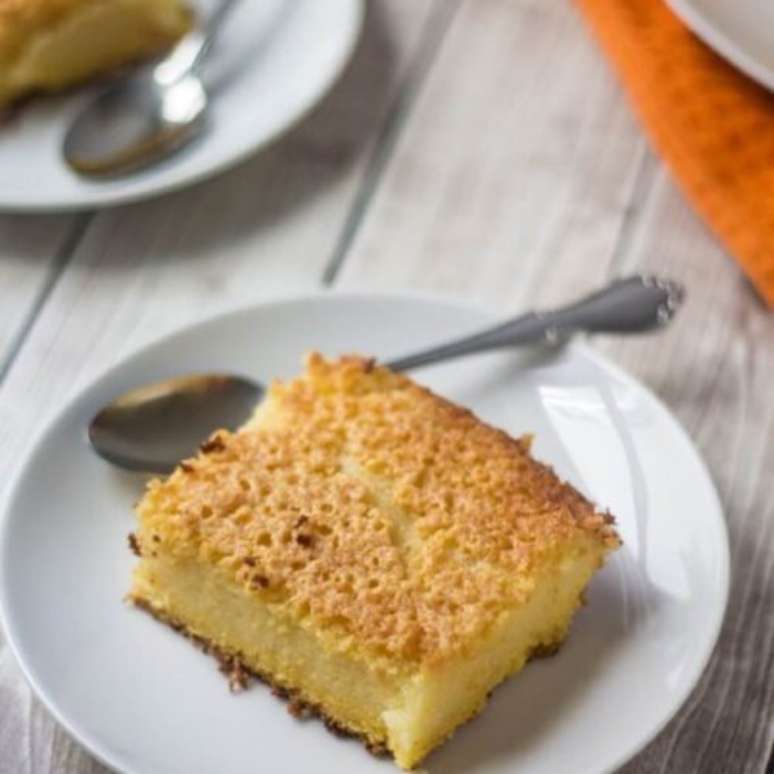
[130,354,620,768]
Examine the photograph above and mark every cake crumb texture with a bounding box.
[137,354,620,668]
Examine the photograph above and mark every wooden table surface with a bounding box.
[1,2,772,772]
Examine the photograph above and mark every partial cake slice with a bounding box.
[0,0,191,108]
[129,354,620,769]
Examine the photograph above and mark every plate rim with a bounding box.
[0,289,730,774]
[666,0,774,91]
[0,0,365,213]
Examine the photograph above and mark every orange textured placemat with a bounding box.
[575,0,774,307]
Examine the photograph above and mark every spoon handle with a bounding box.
[155,0,240,84]
[189,0,241,72]
[385,275,684,372]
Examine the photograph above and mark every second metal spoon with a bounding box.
[89,275,683,473]
[63,0,238,177]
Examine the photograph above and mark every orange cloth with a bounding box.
[575,0,774,307]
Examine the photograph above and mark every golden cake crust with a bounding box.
[0,0,192,107]
[136,354,619,668]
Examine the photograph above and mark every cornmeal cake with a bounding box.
[129,354,620,769]
[0,0,191,108]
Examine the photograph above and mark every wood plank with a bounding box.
[0,216,83,380]
[0,3,449,772]
[337,0,649,307]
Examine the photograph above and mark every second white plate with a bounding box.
[0,0,363,212]
[0,293,729,773]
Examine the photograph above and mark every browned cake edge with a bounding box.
[128,592,563,768]
[129,595,392,758]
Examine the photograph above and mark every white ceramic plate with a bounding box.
[0,0,362,212]
[667,0,774,91]
[0,293,729,774]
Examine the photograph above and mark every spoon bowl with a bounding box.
[63,73,207,177]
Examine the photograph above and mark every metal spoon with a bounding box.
[63,0,238,177]
[89,275,684,473]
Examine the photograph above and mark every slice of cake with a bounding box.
[0,0,191,109]
[129,354,620,769]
